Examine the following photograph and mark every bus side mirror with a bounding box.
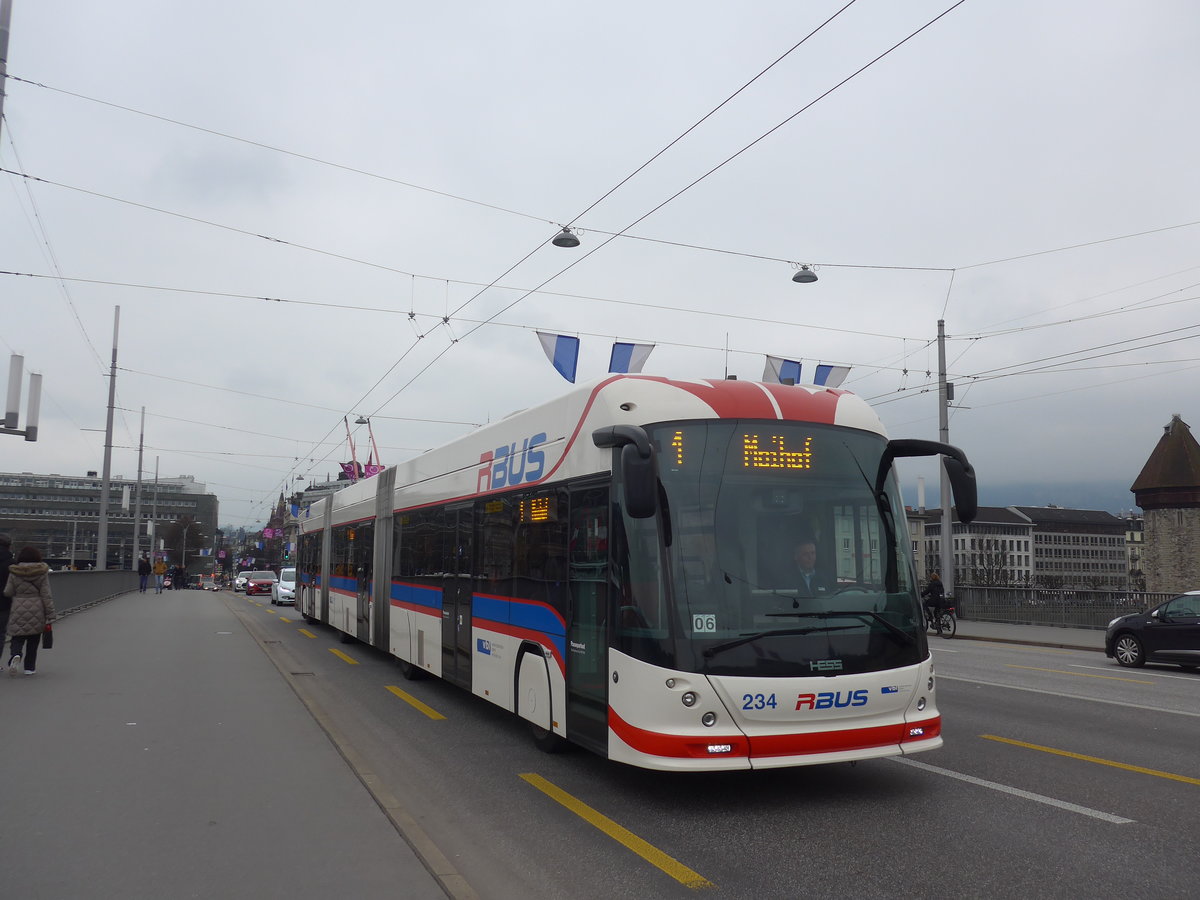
[943,456,977,524]
[593,425,658,519]
[877,438,978,524]
[621,443,657,519]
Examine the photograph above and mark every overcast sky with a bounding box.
[2,0,1197,528]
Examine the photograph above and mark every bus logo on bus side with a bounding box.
[478,432,547,492]
[795,690,869,710]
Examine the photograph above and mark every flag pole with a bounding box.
[343,416,359,481]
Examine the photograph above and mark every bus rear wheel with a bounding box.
[397,658,422,680]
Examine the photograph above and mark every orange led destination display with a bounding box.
[518,495,555,523]
[741,433,813,470]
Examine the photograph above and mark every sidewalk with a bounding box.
[0,589,450,900]
[954,618,1106,652]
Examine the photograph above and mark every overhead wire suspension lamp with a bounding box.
[791,264,818,284]
[552,226,581,248]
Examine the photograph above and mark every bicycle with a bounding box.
[925,603,957,638]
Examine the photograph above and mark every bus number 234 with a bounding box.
[742,693,777,710]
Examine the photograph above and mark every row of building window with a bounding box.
[0,508,189,518]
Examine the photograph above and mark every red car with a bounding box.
[245,571,278,597]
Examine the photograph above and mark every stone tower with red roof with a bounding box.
[1131,414,1200,593]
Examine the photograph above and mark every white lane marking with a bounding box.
[891,757,1134,824]
[1069,664,1198,682]
[937,674,1200,718]
[930,646,960,652]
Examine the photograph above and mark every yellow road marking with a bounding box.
[519,773,714,890]
[385,685,447,720]
[279,617,292,623]
[329,648,359,665]
[1005,664,1154,685]
[982,734,1200,785]
[298,629,317,639]
[266,609,277,615]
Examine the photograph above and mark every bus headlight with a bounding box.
[665,678,676,689]
[916,697,927,711]
[681,691,698,708]
[701,711,717,727]
[928,677,934,690]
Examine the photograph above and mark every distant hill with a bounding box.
[904,480,1138,516]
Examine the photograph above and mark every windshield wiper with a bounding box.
[764,609,916,646]
[702,624,860,658]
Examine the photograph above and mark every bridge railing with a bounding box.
[953,586,1175,630]
[44,570,140,617]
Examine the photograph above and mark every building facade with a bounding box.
[913,506,1034,587]
[0,470,219,570]
[910,505,1127,590]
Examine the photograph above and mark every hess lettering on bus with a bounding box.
[478,432,547,492]
[795,689,869,710]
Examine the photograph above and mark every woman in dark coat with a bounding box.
[4,545,57,676]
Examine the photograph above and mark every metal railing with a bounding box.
[46,570,139,617]
[953,586,1174,630]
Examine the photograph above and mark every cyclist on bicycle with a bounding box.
[921,572,946,625]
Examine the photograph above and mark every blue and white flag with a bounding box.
[608,341,654,374]
[537,332,580,383]
[763,355,802,384]
[199,548,212,557]
[290,503,300,518]
[813,364,850,388]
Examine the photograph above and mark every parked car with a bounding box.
[245,570,278,597]
[1106,591,1200,671]
[234,571,252,592]
[271,567,296,606]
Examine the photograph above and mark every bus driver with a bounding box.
[792,538,831,598]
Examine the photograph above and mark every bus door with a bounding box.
[566,483,610,754]
[441,503,474,689]
[355,522,374,643]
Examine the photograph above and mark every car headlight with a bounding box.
[1107,616,1123,629]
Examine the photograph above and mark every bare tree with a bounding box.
[964,538,1015,586]
[163,515,207,571]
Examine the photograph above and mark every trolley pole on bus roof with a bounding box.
[937,319,955,599]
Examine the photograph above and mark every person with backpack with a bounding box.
[137,553,152,593]
[921,572,946,626]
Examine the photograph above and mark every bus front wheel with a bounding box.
[528,720,568,754]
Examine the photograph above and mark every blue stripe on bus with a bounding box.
[391,581,443,613]
[473,593,566,636]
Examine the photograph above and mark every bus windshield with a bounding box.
[612,420,924,677]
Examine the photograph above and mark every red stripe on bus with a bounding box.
[608,709,940,759]
[608,708,749,758]
[759,383,845,423]
[475,618,566,676]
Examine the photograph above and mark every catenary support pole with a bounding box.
[97,306,119,570]
[937,319,954,598]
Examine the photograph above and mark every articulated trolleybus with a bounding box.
[297,375,976,771]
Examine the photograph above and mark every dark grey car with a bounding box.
[1106,591,1200,671]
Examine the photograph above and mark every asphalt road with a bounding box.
[234,595,1200,900]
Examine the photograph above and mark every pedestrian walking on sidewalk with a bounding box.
[137,553,151,593]
[153,557,166,593]
[4,545,57,676]
[0,533,14,661]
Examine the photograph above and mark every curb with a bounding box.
[953,632,1104,654]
